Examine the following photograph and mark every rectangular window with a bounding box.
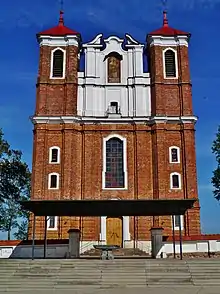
[51,149,58,162]
[173,215,184,231]
[50,175,57,188]
[109,102,119,114]
[48,173,59,190]
[47,216,57,230]
[49,147,60,164]
[172,175,180,189]
[49,216,55,228]
[171,149,178,162]
[169,147,180,164]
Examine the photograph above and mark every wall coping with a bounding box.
[0,239,69,246]
[165,234,220,242]
[0,235,220,247]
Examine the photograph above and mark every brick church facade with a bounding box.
[28,11,201,248]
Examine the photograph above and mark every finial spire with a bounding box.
[163,10,169,27]
[162,0,168,27]
[58,0,64,26]
[59,10,64,26]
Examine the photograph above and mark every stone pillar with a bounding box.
[68,229,80,258]
[150,227,164,259]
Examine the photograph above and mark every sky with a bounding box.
[0,0,220,238]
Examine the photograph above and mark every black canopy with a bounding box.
[20,199,196,216]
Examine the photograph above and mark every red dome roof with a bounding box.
[148,11,190,37]
[38,11,79,36]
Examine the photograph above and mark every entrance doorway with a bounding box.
[106,217,123,246]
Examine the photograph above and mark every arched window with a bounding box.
[104,137,125,188]
[51,49,65,78]
[170,172,181,189]
[169,146,180,163]
[49,147,60,164]
[48,173,59,189]
[164,49,177,78]
[106,52,122,83]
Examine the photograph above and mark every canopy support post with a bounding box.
[32,214,36,260]
[44,216,47,259]
[172,215,176,259]
[179,215,183,260]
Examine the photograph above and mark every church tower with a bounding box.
[29,11,82,239]
[147,11,200,235]
[29,10,201,250]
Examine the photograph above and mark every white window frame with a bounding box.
[47,216,58,231]
[173,215,184,231]
[102,134,128,190]
[50,47,66,79]
[49,146,60,164]
[163,48,178,79]
[170,172,181,190]
[169,146,180,164]
[48,172,59,190]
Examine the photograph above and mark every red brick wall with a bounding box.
[35,45,78,116]
[28,123,201,240]
[148,45,193,116]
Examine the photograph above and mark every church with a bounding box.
[28,10,201,251]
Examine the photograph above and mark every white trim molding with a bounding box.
[100,216,131,244]
[163,47,178,79]
[148,35,189,47]
[169,146,180,164]
[31,115,198,125]
[83,34,103,48]
[102,134,128,190]
[48,172,60,190]
[170,172,181,190]
[38,35,79,47]
[50,47,66,79]
[173,215,184,231]
[49,146,61,164]
[47,216,58,231]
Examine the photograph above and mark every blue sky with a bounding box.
[0,0,220,238]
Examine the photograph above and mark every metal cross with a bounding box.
[60,0,64,11]
[162,0,168,10]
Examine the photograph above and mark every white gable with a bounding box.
[77,34,151,118]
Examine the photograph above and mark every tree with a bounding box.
[0,128,10,160]
[0,129,31,240]
[212,126,220,201]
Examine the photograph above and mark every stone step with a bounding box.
[190,270,220,274]
[1,259,220,290]
[82,248,150,256]
[193,280,220,285]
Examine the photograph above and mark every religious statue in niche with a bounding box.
[108,54,121,83]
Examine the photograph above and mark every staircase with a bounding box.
[0,259,220,292]
[81,247,150,257]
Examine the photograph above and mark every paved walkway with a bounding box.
[1,286,220,294]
